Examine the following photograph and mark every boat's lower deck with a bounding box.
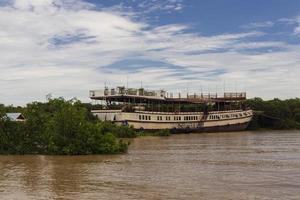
[92,110,253,132]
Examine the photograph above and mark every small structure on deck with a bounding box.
[5,113,26,122]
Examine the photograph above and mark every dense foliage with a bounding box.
[245,98,300,130]
[0,98,132,155]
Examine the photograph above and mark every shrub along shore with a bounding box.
[1,97,300,155]
[0,98,135,155]
[245,98,300,130]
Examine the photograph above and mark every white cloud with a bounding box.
[0,0,300,105]
[294,16,300,35]
[241,21,274,29]
[137,0,184,14]
[277,16,300,36]
[231,41,286,50]
[278,17,298,25]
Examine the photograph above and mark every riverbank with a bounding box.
[1,97,300,155]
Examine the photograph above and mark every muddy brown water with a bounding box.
[1,131,300,200]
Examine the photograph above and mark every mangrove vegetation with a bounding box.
[246,98,300,130]
[0,98,133,155]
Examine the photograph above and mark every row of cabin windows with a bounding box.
[209,112,248,120]
[139,115,199,121]
[139,112,249,121]
[174,116,181,121]
[183,116,198,121]
[139,115,151,120]
[209,115,220,120]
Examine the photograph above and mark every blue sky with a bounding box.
[0,0,300,105]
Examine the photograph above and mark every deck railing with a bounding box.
[90,87,246,100]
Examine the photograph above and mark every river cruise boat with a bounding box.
[90,86,253,132]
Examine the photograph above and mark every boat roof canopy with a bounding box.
[90,87,247,104]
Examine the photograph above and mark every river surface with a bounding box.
[1,131,300,200]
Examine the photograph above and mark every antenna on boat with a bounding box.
[234,81,237,92]
[126,76,129,89]
[186,82,189,97]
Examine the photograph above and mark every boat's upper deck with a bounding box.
[90,86,246,104]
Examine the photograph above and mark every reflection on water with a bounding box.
[1,131,300,200]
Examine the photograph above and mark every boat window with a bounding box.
[149,116,151,120]
[142,115,144,120]
[179,116,181,120]
[139,115,141,120]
